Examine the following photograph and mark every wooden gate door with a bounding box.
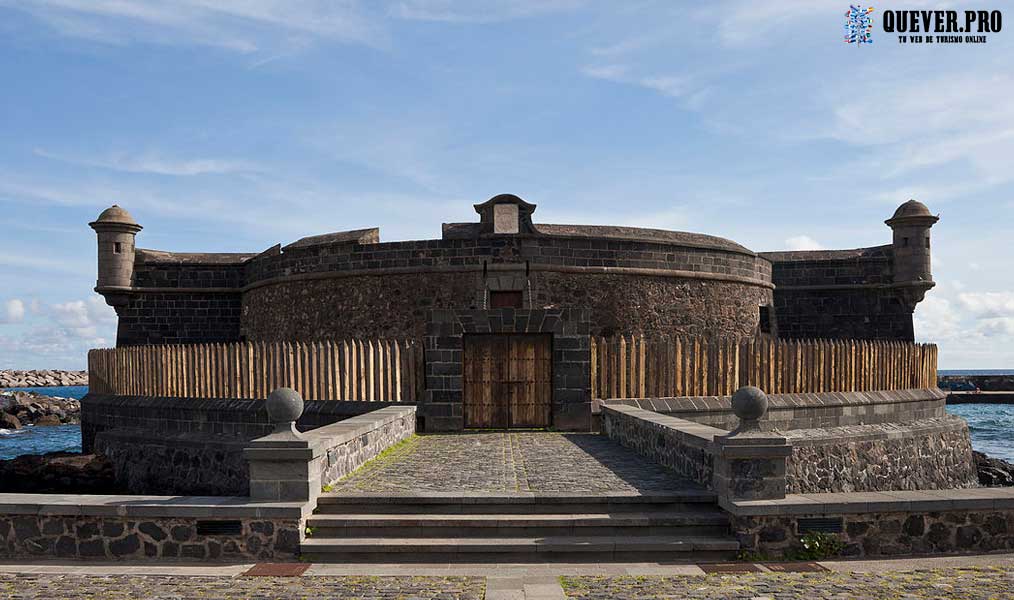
[463,334,552,428]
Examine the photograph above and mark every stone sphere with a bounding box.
[266,387,304,424]
[731,386,768,421]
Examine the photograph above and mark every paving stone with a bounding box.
[0,574,485,599]
[332,432,701,494]
[559,567,1014,599]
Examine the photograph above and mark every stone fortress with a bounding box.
[92,194,937,349]
[6,193,1007,564]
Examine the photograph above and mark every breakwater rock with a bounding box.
[974,451,1014,487]
[0,391,80,429]
[0,369,87,388]
[0,452,121,494]
[939,375,1014,392]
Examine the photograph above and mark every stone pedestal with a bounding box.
[713,385,792,501]
[244,387,322,503]
[713,431,791,501]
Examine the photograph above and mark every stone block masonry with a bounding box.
[785,416,978,493]
[728,488,1014,558]
[0,494,304,561]
[82,394,415,496]
[423,308,591,431]
[246,405,417,503]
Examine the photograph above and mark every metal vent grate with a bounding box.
[196,520,243,536]
[797,517,844,534]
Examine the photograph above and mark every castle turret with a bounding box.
[89,205,142,308]
[886,199,938,308]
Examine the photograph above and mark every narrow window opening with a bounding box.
[113,242,123,254]
[490,290,523,309]
[902,237,909,247]
[759,306,772,334]
[925,237,930,248]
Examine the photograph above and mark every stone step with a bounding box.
[315,492,718,514]
[305,511,731,538]
[299,535,739,562]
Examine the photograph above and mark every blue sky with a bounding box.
[0,1,1012,370]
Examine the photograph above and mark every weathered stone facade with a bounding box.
[600,404,718,488]
[0,515,300,561]
[82,394,413,495]
[734,509,1014,558]
[785,416,979,493]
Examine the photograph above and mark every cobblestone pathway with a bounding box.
[332,432,697,494]
[561,567,1014,599]
[0,574,485,599]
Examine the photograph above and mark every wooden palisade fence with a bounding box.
[590,336,938,399]
[87,339,424,402]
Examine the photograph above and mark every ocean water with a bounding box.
[947,403,1014,462]
[0,385,86,459]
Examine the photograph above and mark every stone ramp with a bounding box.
[330,432,705,495]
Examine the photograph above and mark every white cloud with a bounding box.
[581,64,701,102]
[914,295,963,342]
[50,297,117,341]
[1,299,25,324]
[977,317,1014,338]
[388,0,583,23]
[784,235,824,251]
[34,148,259,177]
[829,74,1014,187]
[958,292,1014,319]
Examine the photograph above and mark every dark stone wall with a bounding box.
[243,235,771,286]
[0,515,300,561]
[241,272,480,341]
[735,509,1014,558]
[600,405,716,488]
[81,394,412,495]
[240,271,772,342]
[785,416,978,493]
[114,292,243,346]
[763,246,917,341]
[773,288,914,341]
[531,272,771,338]
[115,256,247,346]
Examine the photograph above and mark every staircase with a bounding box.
[300,491,739,562]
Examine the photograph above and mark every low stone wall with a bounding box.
[94,431,250,496]
[0,494,304,561]
[246,405,417,502]
[728,488,1014,558]
[785,416,978,493]
[83,394,415,496]
[600,404,721,488]
[600,388,945,431]
[311,407,417,488]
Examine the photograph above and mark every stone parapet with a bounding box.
[0,493,305,561]
[600,399,791,502]
[598,388,946,431]
[600,404,721,488]
[245,404,416,503]
[784,416,978,493]
[725,488,1014,558]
